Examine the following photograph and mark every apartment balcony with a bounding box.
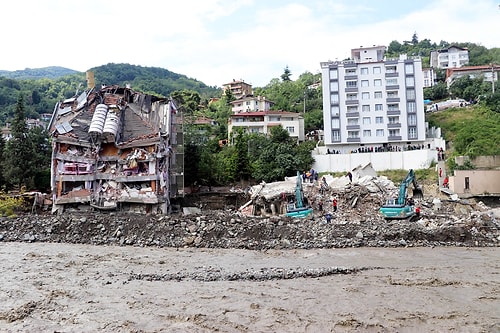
[346,125,360,130]
[388,136,402,141]
[347,137,361,142]
[387,123,401,128]
[385,72,399,78]
[386,84,399,90]
[345,112,359,118]
[386,110,401,116]
[344,75,358,80]
[345,87,358,92]
[344,62,357,68]
[386,97,400,103]
[345,99,359,105]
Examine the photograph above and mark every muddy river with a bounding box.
[0,242,498,332]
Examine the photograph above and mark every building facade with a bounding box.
[445,64,499,89]
[430,46,469,69]
[320,45,426,153]
[228,110,305,142]
[222,79,253,99]
[230,95,274,113]
[47,85,184,214]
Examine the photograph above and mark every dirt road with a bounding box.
[0,242,498,332]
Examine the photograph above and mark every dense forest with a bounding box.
[0,34,499,192]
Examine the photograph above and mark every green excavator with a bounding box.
[285,171,313,218]
[380,169,423,220]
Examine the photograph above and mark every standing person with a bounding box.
[333,197,337,212]
[439,167,443,178]
[443,176,449,188]
[318,201,323,212]
[325,213,332,223]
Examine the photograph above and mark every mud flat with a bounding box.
[0,242,498,332]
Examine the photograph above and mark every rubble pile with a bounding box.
[0,197,498,249]
[0,165,499,249]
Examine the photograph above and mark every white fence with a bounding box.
[312,149,438,173]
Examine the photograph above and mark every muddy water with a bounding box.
[0,243,499,332]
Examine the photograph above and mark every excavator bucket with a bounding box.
[412,186,424,199]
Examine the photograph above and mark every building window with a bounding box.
[360,67,369,75]
[374,79,382,86]
[406,89,416,100]
[362,105,370,112]
[363,130,372,137]
[408,114,417,126]
[346,81,357,88]
[374,91,383,99]
[347,118,358,125]
[330,69,338,79]
[406,76,415,87]
[375,116,384,124]
[387,91,398,98]
[386,78,398,85]
[347,105,358,113]
[388,116,399,124]
[389,129,400,137]
[376,129,384,137]
[375,104,383,111]
[361,80,369,87]
[330,93,339,104]
[330,81,339,91]
[347,93,358,101]
[331,106,340,116]
[348,131,359,138]
[387,104,399,111]
[407,101,416,113]
[332,130,340,141]
[405,63,414,74]
[286,126,295,134]
[408,127,417,138]
[373,66,381,74]
[331,118,340,128]
[362,92,370,100]
[386,65,397,74]
[363,117,371,125]
[465,177,470,190]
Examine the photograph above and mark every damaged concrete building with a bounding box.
[47,85,184,214]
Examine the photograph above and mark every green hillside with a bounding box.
[0,63,221,123]
[0,66,79,80]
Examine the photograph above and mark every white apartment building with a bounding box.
[430,46,469,69]
[320,45,426,153]
[228,110,305,142]
[230,95,274,113]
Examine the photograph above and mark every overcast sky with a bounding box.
[1,0,499,88]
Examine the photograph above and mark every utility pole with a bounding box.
[303,91,306,113]
[491,64,496,94]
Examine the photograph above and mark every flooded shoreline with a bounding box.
[1,242,498,332]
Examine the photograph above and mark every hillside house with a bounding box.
[430,45,469,69]
[47,85,184,214]
[445,64,499,89]
[222,79,253,99]
[228,110,305,142]
[230,95,274,113]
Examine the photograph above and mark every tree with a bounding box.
[281,66,292,81]
[3,94,33,190]
[411,32,419,45]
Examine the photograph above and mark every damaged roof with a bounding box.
[48,85,167,146]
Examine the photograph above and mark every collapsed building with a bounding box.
[47,85,184,214]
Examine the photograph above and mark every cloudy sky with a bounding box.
[1,0,499,87]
